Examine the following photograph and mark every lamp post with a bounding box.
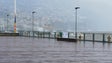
[7,14,9,32]
[32,11,36,37]
[14,0,17,33]
[75,7,80,40]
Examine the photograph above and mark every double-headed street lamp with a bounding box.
[75,7,80,40]
[32,11,36,37]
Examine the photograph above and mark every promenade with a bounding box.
[0,37,112,63]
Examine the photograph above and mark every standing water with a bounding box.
[0,37,112,63]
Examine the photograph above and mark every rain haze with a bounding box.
[0,0,112,32]
[1,0,112,63]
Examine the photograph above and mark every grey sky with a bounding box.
[79,0,112,32]
[0,0,112,32]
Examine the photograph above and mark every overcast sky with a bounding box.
[0,0,112,32]
[79,0,112,32]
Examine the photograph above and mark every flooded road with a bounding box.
[0,37,112,63]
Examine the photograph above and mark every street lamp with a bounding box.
[32,11,36,37]
[14,0,17,33]
[75,7,80,40]
[7,14,9,32]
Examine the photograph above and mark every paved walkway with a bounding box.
[0,37,112,63]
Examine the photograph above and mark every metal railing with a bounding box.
[18,31,112,42]
[82,33,112,42]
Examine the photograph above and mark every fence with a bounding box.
[82,33,112,42]
[18,31,112,42]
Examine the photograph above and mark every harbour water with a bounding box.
[0,37,112,63]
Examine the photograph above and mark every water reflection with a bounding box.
[103,42,105,48]
[1,37,112,63]
[108,42,111,48]
[77,40,112,50]
[83,41,86,48]
[93,41,95,48]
